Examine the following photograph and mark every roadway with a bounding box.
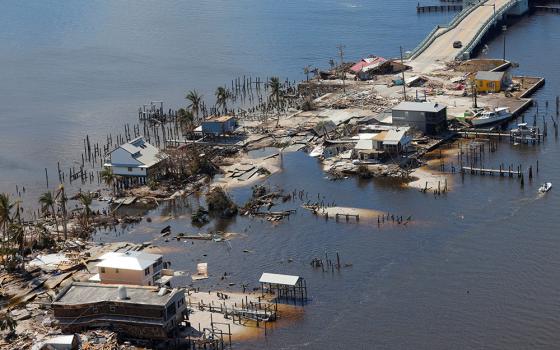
[410,0,513,73]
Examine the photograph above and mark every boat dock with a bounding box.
[461,165,523,177]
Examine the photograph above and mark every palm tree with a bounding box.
[268,77,282,127]
[215,86,231,114]
[55,185,68,240]
[303,66,311,82]
[100,167,117,196]
[38,191,58,232]
[329,58,336,71]
[185,90,203,120]
[78,193,93,229]
[178,108,195,137]
[0,193,14,264]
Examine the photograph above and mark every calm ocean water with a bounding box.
[2,2,560,349]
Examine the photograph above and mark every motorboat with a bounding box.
[471,107,511,127]
[539,182,552,193]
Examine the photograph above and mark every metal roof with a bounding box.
[205,115,236,122]
[96,251,162,271]
[475,71,505,81]
[53,282,180,306]
[392,101,446,113]
[383,128,408,145]
[259,273,301,286]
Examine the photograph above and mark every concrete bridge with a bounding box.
[408,0,529,72]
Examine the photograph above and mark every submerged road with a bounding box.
[410,0,514,72]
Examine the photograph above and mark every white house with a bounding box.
[354,127,411,160]
[104,137,163,178]
[91,251,165,286]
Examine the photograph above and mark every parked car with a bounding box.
[453,41,463,48]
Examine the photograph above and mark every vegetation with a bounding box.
[177,108,195,137]
[78,192,93,230]
[215,86,231,114]
[185,90,203,119]
[100,167,117,195]
[191,207,209,226]
[55,185,68,240]
[268,77,283,127]
[38,191,58,232]
[206,187,238,217]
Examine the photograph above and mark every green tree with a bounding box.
[215,86,231,114]
[38,191,58,232]
[185,90,203,119]
[178,108,195,137]
[100,167,117,196]
[268,77,283,127]
[78,193,93,229]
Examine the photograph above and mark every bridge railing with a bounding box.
[455,0,519,60]
[408,0,484,60]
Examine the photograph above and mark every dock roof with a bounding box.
[53,282,180,306]
[259,273,301,286]
[96,251,162,271]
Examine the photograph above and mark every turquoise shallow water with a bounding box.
[2,2,560,349]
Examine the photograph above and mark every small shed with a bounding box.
[475,71,507,93]
[259,273,307,303]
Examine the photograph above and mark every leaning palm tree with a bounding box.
[268,77,283,127]
[215,86,231,114]
[55,185,68,241]
[100,167,117,196]
[185,90,203,120]
[38,191,58,233]
[78,193,93,229]
[0,193,15,264]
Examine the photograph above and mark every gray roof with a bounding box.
[259,273,301,286]
[392,102,446,113]
[475,71,505,81]
[54,282,181,306]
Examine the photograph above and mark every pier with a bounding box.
[417,4,463,12]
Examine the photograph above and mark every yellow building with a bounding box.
[475,71,506,93]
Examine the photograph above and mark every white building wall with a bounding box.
[111,166,146,177]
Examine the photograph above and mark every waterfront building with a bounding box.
[104,137,163,179]
[52,282,187,339]
[391,101,447,135]
[90,251,166,286]
[475,71,509,93]
[201,115,237,136]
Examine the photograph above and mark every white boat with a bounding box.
[539,182,552,193]
[471,107,512,127]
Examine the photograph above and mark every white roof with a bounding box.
[259,273,301,286]
[111,137,162,168]
[355,139,375,150]
[96,251,162,271]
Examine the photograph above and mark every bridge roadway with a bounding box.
[410,0,513,73]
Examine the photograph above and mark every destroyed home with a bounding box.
[391,101,447,135]
[91,251,167,286]
[474,71,510,93]
[104,137,163,180]
[353,127,411,161]
[52,282,187,339]
[201,115,237,136]
[350,56,408,81]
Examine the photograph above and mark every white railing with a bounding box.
[408,0,485,60]
[455,0,520,60]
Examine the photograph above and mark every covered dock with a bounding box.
[259,272,308,303]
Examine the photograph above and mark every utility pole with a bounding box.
[400,46,406,101]
[337,44,346,92]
